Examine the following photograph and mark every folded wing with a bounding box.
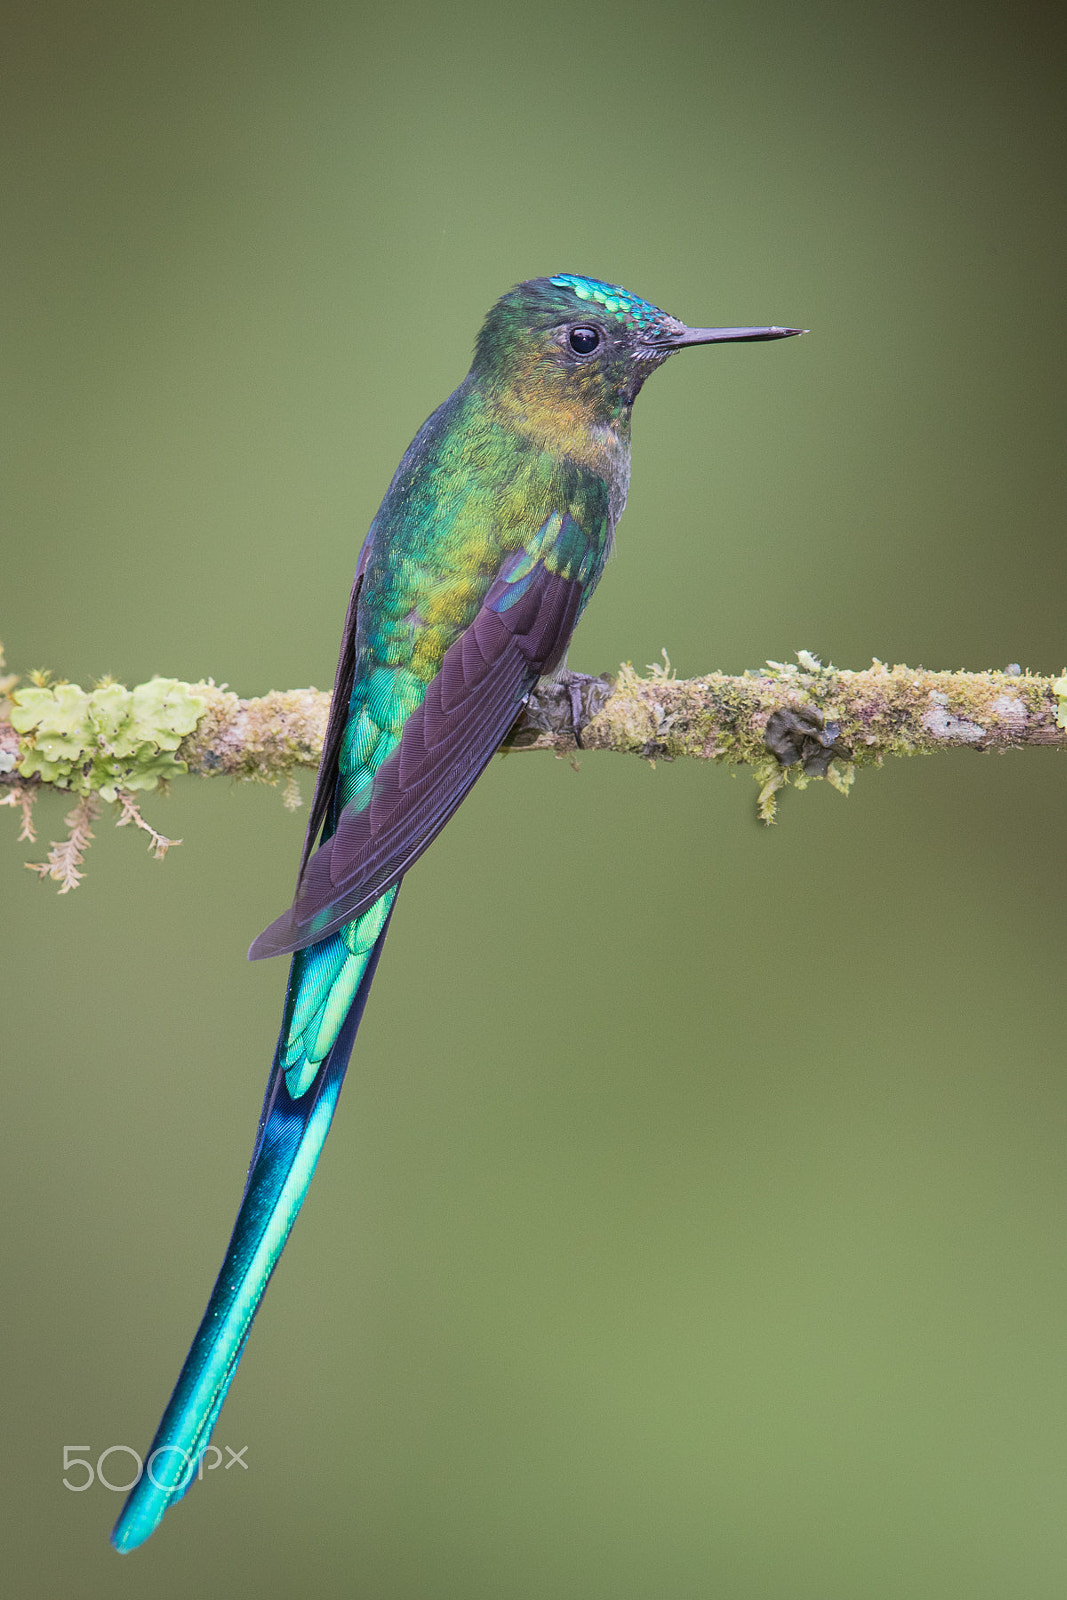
[249,555,586,959]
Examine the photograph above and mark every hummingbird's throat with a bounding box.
[491,377,632,488]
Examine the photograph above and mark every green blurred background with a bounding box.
[4,1,1066,1595]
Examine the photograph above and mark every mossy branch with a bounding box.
[3,645,1066,887]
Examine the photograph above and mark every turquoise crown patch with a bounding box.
[549,274,664,331]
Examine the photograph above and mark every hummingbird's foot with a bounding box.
[508,671,614,749]
[566,674,587,748]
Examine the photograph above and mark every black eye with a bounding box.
[568,325,601,354]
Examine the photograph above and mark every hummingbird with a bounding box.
[111,274,802,1551]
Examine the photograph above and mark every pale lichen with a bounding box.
[8,675,206,886]
[25,793,101,893]
[10,677,207,799]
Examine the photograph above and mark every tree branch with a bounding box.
[4,651,1066,882]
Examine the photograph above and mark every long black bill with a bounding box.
[665,324,806,346]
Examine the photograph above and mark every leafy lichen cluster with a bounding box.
[2,668,209,888]
[9,677,208,799]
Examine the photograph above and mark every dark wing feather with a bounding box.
[249,561,583,959]
[298,567,364,880]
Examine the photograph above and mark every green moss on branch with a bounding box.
[3,646,1065,883]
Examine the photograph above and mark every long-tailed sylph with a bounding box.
[111,274,802,1551]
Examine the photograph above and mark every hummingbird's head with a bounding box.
[472,273,802,430]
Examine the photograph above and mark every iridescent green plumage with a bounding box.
[111,276,801,1552]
